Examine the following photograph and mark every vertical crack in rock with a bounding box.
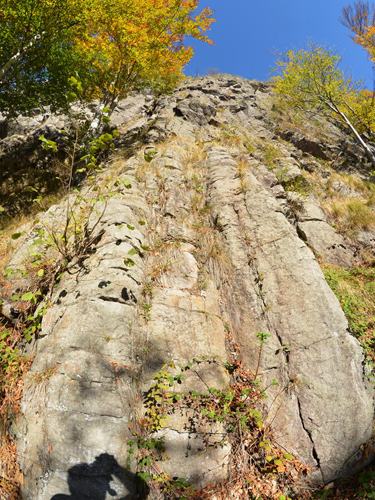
[297,395,321,473]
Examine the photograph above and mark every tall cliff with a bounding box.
[1,75,374,499]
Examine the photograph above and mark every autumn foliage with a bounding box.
[0,0,215,115]
[341,1,375,59]
[83,0,214,107]
[272,43,375,167]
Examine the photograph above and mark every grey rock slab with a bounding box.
[206,145,374,483]
[357,230,375,251]
[17,174,149,499]
[146,285,226,375]
[275,157,304,184]
[155,419,230,488]
[141,266,229,484]
[292,197,355,267]
[166,116,196,140]
[330,179,362,198]
[279,130,330,160]
[297,220,354,267]
[110,95,149,127]
[32,300,137,367]
[19,349,135,499]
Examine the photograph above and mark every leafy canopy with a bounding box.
[78,0,214,104]
[339,2,375,134]
[272,44,359,115]
[0,0,215,115]
[0,0,90,114]
[272,43,375,167]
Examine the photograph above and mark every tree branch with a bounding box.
[0,31,45,85]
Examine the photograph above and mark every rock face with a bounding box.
[205,146,372,482]
[1,75,374,498]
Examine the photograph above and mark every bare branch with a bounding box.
[340,1,375,39]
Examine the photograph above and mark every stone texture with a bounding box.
[0,74,373,498]
[205,145,373,483]
[17,183,149,500]
[294,197,355,267]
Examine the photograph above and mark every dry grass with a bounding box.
[322,197,375,236]
[338,174,375,197]
[193,224,232,285]
[236,158,251,192]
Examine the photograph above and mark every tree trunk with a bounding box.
[0,33,45,85]
[326,100,375,170]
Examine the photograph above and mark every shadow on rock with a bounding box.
[51,453,149,500]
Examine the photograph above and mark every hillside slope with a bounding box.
[1,75,375,499]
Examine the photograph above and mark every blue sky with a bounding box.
[185,0,374,87]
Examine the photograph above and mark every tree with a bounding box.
[272,43,375,168]
[339,3,375,132]
[0,0,214,117]
[340,2,375,51]
[0,0,91,114]
[77,0,215,130]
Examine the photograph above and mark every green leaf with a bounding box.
[39,135,57,152]
[66,91,77,103]
[11,232,23,240]
[0,206,5,212]
[102,115,110,124]
[124,258,135,267]
[38,269,44,277]
[127,224,135,231]
[128,248,138,256]
[21,292,34,301]
[138,220,146,226]
[11,294,19,301]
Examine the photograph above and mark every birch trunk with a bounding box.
[0,32,45,85]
